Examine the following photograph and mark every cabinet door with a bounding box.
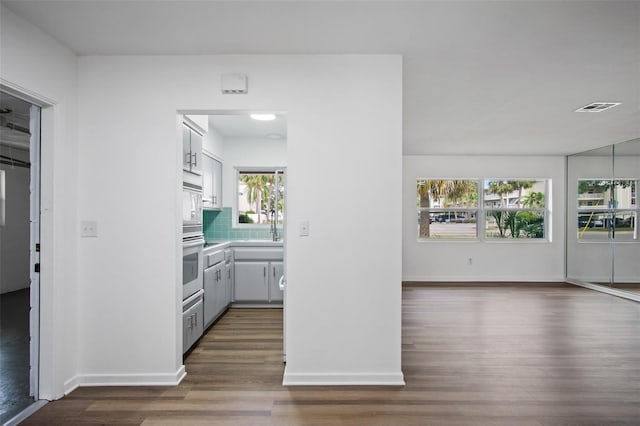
[202,154,214,207]
[213,264,226,318]
[269,261,284,302]
[190,130,203,176]
[182,125,192,172]
[212,158,223,208]
[203,267,216,326]
[234,261,268,302]
[225,262,233,305]
[183,298,203,354]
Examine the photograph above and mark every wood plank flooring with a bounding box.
[22,284,640,425]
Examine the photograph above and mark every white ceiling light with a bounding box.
[574,102,621,112]
[250,113,276,121]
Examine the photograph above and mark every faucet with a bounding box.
[271,170,282,242]
[270,208,280,241]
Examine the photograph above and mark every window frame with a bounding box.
[417,179,480,240]
[234,167,285,228]
[416,178,551,243]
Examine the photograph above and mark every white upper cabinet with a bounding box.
[182,123,203,176]
[202,153,222,210]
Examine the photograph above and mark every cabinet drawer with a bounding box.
[206,250,225,267]
[233,247,283,261]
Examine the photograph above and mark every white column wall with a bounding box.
[76,55,403,386]
[0,5,79,399]
[403,155,566,282]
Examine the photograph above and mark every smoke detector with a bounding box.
[574,102,621,112]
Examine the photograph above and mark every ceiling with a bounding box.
[3,0,639,156]
[207,114,287,139]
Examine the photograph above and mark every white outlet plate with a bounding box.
[80,221,98,238]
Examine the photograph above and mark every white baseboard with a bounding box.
[402,275,565,282]
[282,370,405,386]
[64,366,186,393]
[63,375,81,395]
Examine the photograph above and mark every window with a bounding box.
[484,180,547,239]
[417,179,478,239]
[236,169,284,226]
[577,179,638,242]
[416,179,550,241]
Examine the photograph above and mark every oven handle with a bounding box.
[183,238,205,248]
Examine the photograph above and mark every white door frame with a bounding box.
[29,103,41,398]
[1,80,54,402]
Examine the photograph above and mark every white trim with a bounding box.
[283,371,405,386]
[0,79,55,107]
[402,275,566,282]
[63,366,187,391]
[63,375,81,395]
[566,279,640,302]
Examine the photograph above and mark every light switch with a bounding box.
[299,220,310,237]
[80,221,98,238]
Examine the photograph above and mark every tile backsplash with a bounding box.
[203,207,282,241]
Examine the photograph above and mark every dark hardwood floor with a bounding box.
[23,284,640,425]
[0,288,34,424]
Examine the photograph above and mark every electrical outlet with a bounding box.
[467,257,473,266]
[80,221,98,238]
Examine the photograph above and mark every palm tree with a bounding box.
[487,181,515,207]
[512,180,535,206]
[522,191,545,208]
[241,174,265,224]
[418,180,454,237]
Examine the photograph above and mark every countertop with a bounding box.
[203,239,284,253]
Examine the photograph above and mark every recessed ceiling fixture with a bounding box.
[250,113,276,121]
[575,102,621,112]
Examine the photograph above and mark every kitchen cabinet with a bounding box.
[234,248,283,304]
[234,261,269,302]
[204,261,225,327]
[225,262,233,304]
[268,261,284,302]
[202,153,222,210]
[183,293,203,354]
[225,249,234,304]
[183,123,203,176]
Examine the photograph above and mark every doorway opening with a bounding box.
[178,111,288,365]
[0,91,41,424]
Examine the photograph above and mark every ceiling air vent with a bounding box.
[574,102,621,112]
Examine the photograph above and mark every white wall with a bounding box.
[76,55,403,386]
[0,151,30,293]
[403,155,566,282]
[567,154,640,283]
[202,121,225,159]
[222,136,287,208]
[0,5,79,399]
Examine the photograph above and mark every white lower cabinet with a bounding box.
[269,261,284,302]
[234,257,283,304]
[225,261,233,304]
[183,293,203,354]
[234,261,269,301]
[204,260,227,328]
